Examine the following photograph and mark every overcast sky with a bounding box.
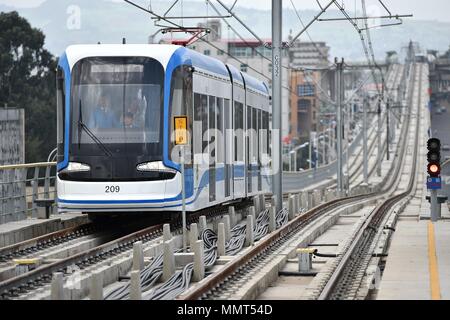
[1,0,449,23]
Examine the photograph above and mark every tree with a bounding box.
[0,11,56,163]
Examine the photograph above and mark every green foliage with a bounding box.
[0,11,56,163]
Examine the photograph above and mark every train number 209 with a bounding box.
[105,186,120,193]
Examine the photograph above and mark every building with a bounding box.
[287,38,331,168]
[289,70,320,144]
[289,40,330,69]
[429,46,450,101]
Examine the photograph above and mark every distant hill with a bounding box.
[1,0,450,60]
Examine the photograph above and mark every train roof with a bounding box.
[62,44,180,70]
[226,63,245,85]
[240,72,269,95]
[61,44,268,93]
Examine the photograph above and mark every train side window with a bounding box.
[217,97,224,164]
[56,66,65,161]
[257,109,262,164]
[262,111,269,161]
[224,99,231,164]
[201,94,208,153]
[208,96,216,161]
[252,107,257,163]
[234,102,244,162]
[169,65,193,164]
[193,93,202,157]
[247,105,252,163]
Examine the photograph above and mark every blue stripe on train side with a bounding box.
[57,165,237,205]
[57,53,71,171]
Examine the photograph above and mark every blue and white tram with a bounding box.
[56,44,271,213]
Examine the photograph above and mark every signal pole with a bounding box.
[272,0,282,212]
[335,58,344,195]
[376,98,382,177]
[363,97,369,184]
[386,98,390,161]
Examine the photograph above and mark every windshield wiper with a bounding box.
[78,100,113,158]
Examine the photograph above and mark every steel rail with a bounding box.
[0,223,94,262]
[0,201,250,299]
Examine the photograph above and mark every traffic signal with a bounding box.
[427,138,441,177]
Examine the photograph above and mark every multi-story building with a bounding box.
[287,38,331,162]
[429,46,450,101]
[289,70,320,145]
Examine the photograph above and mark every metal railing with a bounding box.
[0,162,57,224]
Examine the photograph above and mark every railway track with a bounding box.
[0,201,251,299]
[178,62,421,301]
[318,62,423,300]
[0,63,411,301]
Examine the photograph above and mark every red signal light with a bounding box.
[429,164,439,173]
[427,163,441,177]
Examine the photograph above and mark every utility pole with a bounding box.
[335,58,344,195]
[363,98,369,184]
[272,0,282,213]
[376,98,382,177]
[309,136,312,170]
[345,96,350,193]
[386,97,390,161]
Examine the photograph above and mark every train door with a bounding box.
[233,100,245,197]
[257,108,262,192]
[224,99,232,199]
[246,105,252,195]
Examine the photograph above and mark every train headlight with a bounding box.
[136,161,177,174]
[64,162,91,172]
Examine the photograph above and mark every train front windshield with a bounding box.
[66,57,166,181]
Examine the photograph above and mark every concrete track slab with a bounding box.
[377,219,450,300]
[0,212,88,248]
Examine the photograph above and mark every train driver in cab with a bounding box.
[88,94,119,129]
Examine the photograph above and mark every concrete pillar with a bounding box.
[189,223,199,247]
[288,196,295,221]
[132,241,144,271]
[90,271,103,300]
[271,195,277,209]
[248,206,256,221]
[308,192,315,209]
[315,189,323,204]
[163,224,171,242]
[228,207,236,227]
[301,191,308,209]
[259,194,266,212]
[253,196,260,215]
[130,270,142,300]
[245,215,254,247]
[192,240,205,282]
[51,272,65,300]
[198,215,207,235]
[217,223,226,256]
[222,215,231,241]
[269,207,276,232]
[296,194,301,213]
[162,239,175,281]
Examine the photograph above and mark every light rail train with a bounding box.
[56,44,272,214]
